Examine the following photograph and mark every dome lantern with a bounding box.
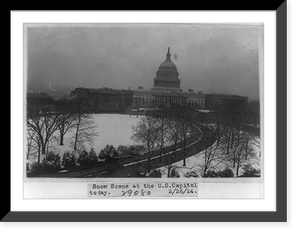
[166,47,171,61]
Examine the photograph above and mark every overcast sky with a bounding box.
[26,23,263,100]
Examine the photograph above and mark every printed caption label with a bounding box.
[88,182,199,198]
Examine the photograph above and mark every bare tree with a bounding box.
[166,116,182,154]
[147,109,170,163]
[212,105,227,146]
[27,97,62,162]
[201,144,224,177]
[56,98,76,146]
[219,103,248,163]
[26,128,41,162]
[230,131,258,176]
[175,106,194,166]
[69,93,98,152]
[131,115,160,173]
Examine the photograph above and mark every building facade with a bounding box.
[205,93,248,111]
[70,87,133,112]
[132,86,153,108]
[186,89,205,109]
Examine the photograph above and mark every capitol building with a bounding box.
[132,47,205,109]
[71,47,205,112]
[70,48,248,113]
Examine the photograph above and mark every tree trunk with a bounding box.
[182,139,186,166]
[233,153,236,167]
[216,127,220,145]
[74,129,78,151]
[41,145,46,155]
[203,165,208,177]
[227,139,230,154]
[245,140,249,160]
[147,155,151,173]
[160,126,164,163]
[236,160,240,176]
[60,133,64,145]
[159,147,163,163]
[230,131,234,149]
[167,167,171,178]
[37,146,41,163]
[74,117,81,151]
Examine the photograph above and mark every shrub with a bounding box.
[149,169,162,178]
[116,145,145,161]
[117,145,129,157]
[218,168,234,177]
[88,148,98,165]
[185,170,199,178]
[203,168,234,178]
[77,149,89,167]
[241,164,261,177]
[129,145,146,156]
[30,152,61,174]
[99,145,119,163]
[62,151,77,169]
[136,164,148,177]
[203,170,219,178]
[30,162,44,174]
[169,168,180,178]
[41,152,61,172]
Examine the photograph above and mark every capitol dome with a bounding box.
[152,47,181,91]
[158,48,178,72]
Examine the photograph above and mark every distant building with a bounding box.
[26,92,54,107]
[205,93,248,110]
[70,87,133,112]
[27,91,53,100]
[186,90,205,109]
[26,92,55,116]
[132,86,153,108]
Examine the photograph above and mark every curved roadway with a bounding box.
[82,125,216,177]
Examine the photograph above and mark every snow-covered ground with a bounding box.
[27,113,261,178]
[157,138,261,178]
[27,114,141,164]
[89,114,141,151]
[195,109,215,113]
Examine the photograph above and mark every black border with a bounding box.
[5,0,285,11]
[4,2,287,222]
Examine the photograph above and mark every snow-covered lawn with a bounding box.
[27,114,141,164]
[27,113,261,178]
[89,114,141,151]
[157,139,261,178]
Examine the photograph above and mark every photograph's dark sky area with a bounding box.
[26,24,263,100]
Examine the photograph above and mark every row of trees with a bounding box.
[26,92,98,163]
[131,102,260,178]
[131,105,201,175]
[29,145,146,175]
[189,102,260,177]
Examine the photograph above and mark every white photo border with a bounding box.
[7,5,287,222]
